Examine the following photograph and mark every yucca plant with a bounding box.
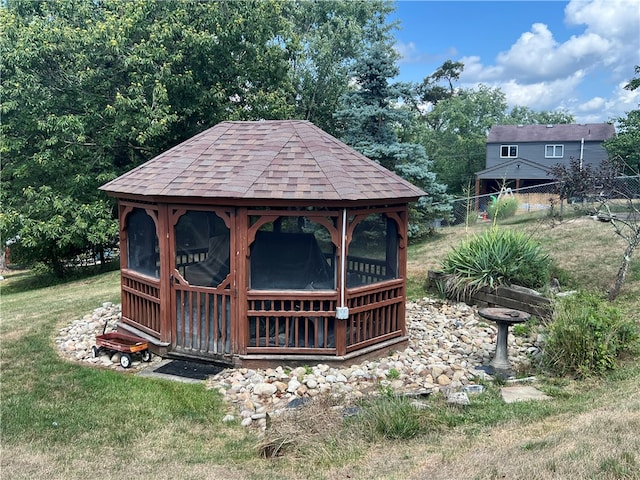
[441,228,551,299]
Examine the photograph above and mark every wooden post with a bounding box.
[334,209,347,357]
[235,208,248,355]
[157,204,172,344]
[118,203,128,320]
[397,207,408,338]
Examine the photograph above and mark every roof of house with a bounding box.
[487,123,615,143]
[475,157,553,179]
[100,120,425,202]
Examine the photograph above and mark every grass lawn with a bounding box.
[2,214,640,479]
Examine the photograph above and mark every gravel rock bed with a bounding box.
[56,299,542,429]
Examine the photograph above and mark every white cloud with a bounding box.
[612,79,640,111]
[569,80,639,122]
[460,55,503,82]
[395,41,421,64]
[492,22,612,83]
[457,0,639,122]
[577,96,607,112]
[499,72,585,111]
[564,0,640,76]
[565,0,639,39]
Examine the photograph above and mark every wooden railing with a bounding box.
[347,255,392,285]
[121,268,405,360]
[121,270,161,337]
[246,292,337,354]
[174,284,232,356]
[345,280,404,353]
[175,247,209,278]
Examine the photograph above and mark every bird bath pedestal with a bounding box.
[478,307,530,377]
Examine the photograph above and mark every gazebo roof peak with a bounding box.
[100,120,425,202]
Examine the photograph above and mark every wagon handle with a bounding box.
[102,318,109,335]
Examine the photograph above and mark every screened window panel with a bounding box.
[126,208,159,278]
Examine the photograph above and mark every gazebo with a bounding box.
[100,120,425,367]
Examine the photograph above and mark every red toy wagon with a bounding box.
[92,328,152,368]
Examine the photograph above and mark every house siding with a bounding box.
[481,140,610,180]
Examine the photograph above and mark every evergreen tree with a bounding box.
[334,17,451,238]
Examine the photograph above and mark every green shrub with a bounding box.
[440,228,551,298]
[488,196,519,219]
[542,292,639,377]
[512,318,541,338]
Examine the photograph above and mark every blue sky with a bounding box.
[390,0,640,123]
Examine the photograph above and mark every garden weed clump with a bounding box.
[542,291,640,377]
[356,393,440,440]
[488,196,518,220]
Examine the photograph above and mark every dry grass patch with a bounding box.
[258,396,362,461]
[403,402,640,479]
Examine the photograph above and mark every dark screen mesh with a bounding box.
[126,208,159,278]
[250,231,335,290]
[176,211,230,288]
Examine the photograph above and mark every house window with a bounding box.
[500,145,518,158]
[545,145,564,158]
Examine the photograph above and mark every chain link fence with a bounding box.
[440,176,640,227]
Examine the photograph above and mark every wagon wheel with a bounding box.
[141,350,152,362]
[120,353,132,368]
[91,346,100,358]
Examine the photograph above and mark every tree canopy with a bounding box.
[0,0,395,273]
[604,66,640,174]
[285,0,393,135]
[334,17,452,238]
[2,0,604,273]
[409,61,575,195]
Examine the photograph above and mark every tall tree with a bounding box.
[334,16,451,237]
[1,0,399,273]
[285,0,394,135]
[418,85,508,194]
[417,59,464,107]
[604,66,640,174]
[1,0,295,274]
[504,106,575,125]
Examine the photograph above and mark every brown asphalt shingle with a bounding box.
[100,120,425,202]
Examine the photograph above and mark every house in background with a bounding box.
[475,123,615,196]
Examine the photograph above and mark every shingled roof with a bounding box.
[487,123,615,143]
[100,120,425,202]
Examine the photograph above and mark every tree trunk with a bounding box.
[608,242,637,301]
[98,248,106,270]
